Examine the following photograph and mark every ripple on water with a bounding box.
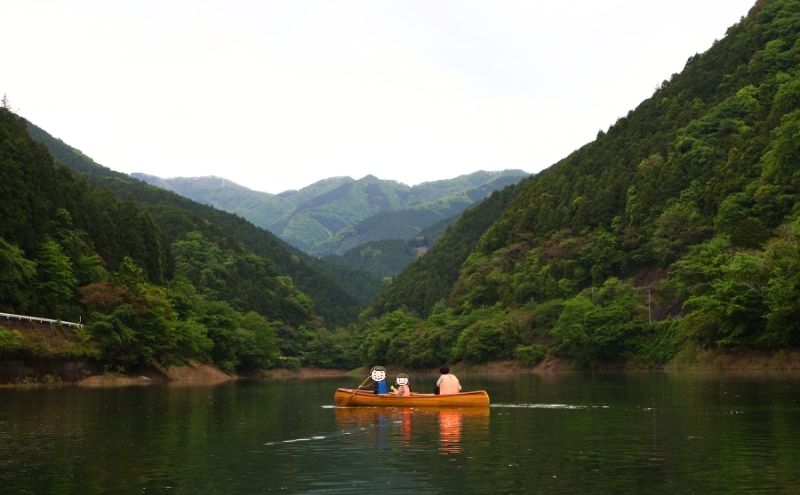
[490,403,610,409]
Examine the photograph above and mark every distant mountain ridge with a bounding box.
[132,170,529,256]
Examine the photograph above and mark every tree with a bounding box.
[550,278,643,368]
[0,236,36,311]
[34,239,77,316]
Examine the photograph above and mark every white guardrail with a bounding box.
[0,312,83,328]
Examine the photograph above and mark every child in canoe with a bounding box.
[391,373,412,396]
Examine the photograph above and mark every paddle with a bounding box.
[354,375,371,392]
[347,375,372,405]
[345,366,387,405]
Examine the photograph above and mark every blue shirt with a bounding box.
[374,380,389,394]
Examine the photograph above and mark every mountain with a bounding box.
[323,211,463,280]
[131,174,297,228]
[3,107,366,373]
[25,122,362,328]
[358,0,800,369]
[133,170,530,256]
[367,183,524,316]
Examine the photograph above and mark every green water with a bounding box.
[1,373,799,494]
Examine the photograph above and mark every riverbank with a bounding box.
[347,346,800,377]
[665,346,800,372]
[254,367,353,379]
[4,345,800,388]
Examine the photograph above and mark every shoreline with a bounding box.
[3,347,800,388]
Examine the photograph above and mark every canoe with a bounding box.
[334,388,490,407]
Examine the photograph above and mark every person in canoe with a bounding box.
[434,365,461,395]
[391,372,412,396]
[358,365,390,394]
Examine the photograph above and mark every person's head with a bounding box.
[439,366,450,375]
[395,373,409,386]
[370,366,387,382]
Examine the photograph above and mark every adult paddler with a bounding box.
[435,365,461,395]
[357,365,389,394]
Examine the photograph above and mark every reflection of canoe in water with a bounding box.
[334,403,489,454]
[334,388,490,407]
[334,404,490,424]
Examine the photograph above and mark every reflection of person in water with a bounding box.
[399,408,412,445]
[438,409,463,454]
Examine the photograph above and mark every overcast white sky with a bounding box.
[4,1,755,193]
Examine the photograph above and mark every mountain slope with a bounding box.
[369,183,524,317]
[315,173,527,256]
[2,108,348,372]
[359,0,800,368]
[135,170,529,255]
[26,124,362,327]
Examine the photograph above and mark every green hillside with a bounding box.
[323,212,462,280]
[358,0,800,369]
[135,170,529,256]
[3,108,358,372]
[25,121,362,329]
[315,174,526,256]
[131,174,296,224]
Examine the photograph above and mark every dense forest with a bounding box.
[25,122,364,327]
[1,109,359,372]
[356,0,800,369]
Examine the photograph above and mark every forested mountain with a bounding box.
[323,212,461,280]
[134,170,529,256]
[0,109,373,373]
[26,123,362,327]
[358,0,800,369]
[368,184,524,317]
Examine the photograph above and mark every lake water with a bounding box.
[1,373,799,494]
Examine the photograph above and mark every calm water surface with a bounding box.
[1,373,799,494]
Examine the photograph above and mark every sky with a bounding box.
[3,1,756,194]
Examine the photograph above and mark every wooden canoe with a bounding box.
[334,388,490,407]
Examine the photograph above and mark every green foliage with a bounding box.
[2,91,351,373]
[372,184,523,317]
[452,306,517,363]
[550,279,644,368]
[237,312,280,370]
[514,344,547,367]
[0,328,23,353]
[763,234,800,346]
[27,119,362,327]
[630,318,687,367]
[34,239,77,316]
[0,236,36,311]
[302,327,360,369]
[195,302,280,372]
[649,200,711,263]
[83,305,140,369]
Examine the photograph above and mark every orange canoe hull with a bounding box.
[334,388,490,407]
